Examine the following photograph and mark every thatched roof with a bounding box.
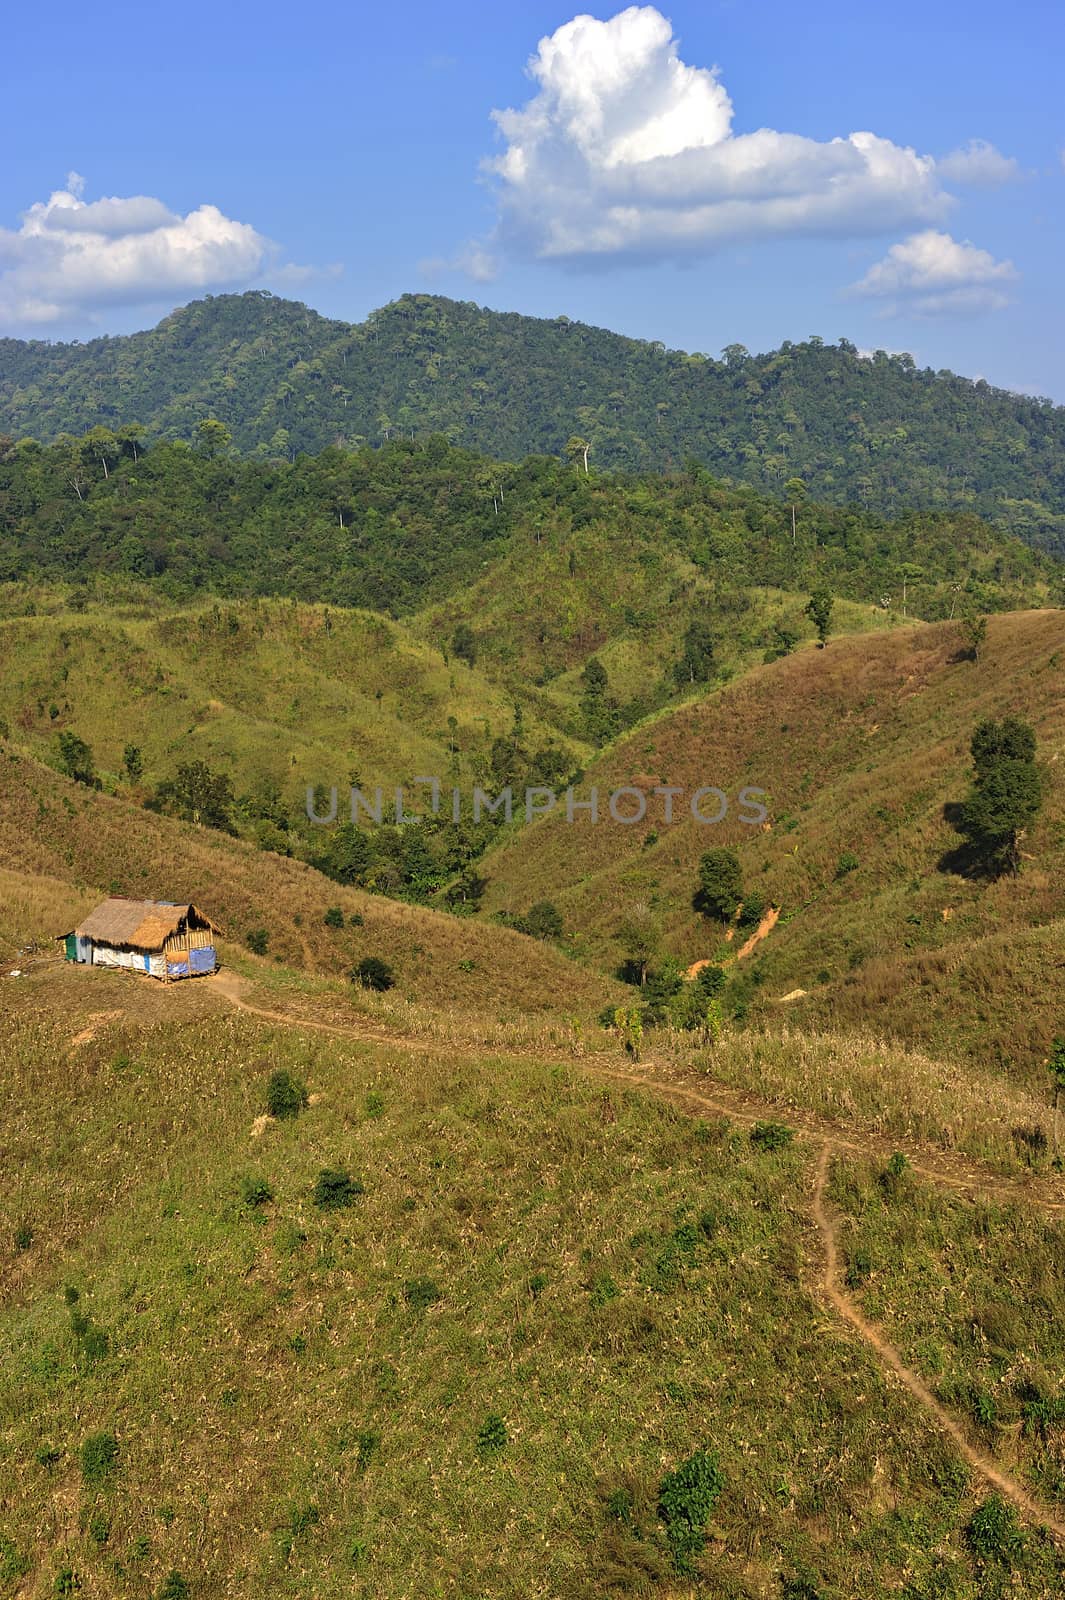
[73,898,220,950]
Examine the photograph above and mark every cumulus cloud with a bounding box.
[0,176,270,328]
[938,139,1021,186]
[852,229,1017,315]
[483,6,959,263]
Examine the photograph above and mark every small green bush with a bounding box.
[266,1068,308,1120]
[54,1570,81,1595]
[313,1169,362,1210]
[835,851,860,879]
[403,1277,442,1311]
[844,1249,872,1289]
[657,1447,724,1572]
[156,1574,190,1600]
[355,1429,380,1473]
[528,1272,548,1299]
[966,1493,1021,1562]
[13,1223,33,1251]
[0,1535,29,1584]
[351,956,395,991]
[476,1413,508,1454]
[588,1272,620,1307]
[87,1513,110,1546]
[240,1174,274,1208]
[80,1431,119,1485]
[750,1121,794,1152]
[364,1089,385,1118]
[349,912,364,927]
[246,927,270,955]
[323,906,344,929]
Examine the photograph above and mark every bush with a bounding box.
[313,1169,362,1210]
[694,849,743,921]
[364,1089,385,1118]
[156,1575,190,1600]
[246,927,270,956]
[750,1121,794,1152]
[323,906,344,929]
[266,1069,308,1120]
[835,851,860,879]
[240,1174,274,1208]
[476,1413,508,1454]
[13,1223,33,1251]
[0,1535,29,1585]
[657,1447,724,1572]
[966,1493,1021,1562]
[403,1277,442,1311]
[351,956,395,991]
[80,1431,119,1485]
[355,1429,380,1473]
[736,889,768,930]
[523,901,564,940]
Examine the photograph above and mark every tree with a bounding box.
[352,956,395,991]
[56,731,96,786]
[155,760,236,832]
[694,849,743,921]
[960,611,988,663]
[451,623,477,667]
[196,417,232,459]
[566,435,591,473]
[805,588,833,647]
[784,477,806,546]
[122,743,143,783]
[616,904,661,985]
[673,620,715,686]
[956,716,1043,875]
[523,901,563,940]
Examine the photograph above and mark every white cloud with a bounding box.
[0,178,271,328]
[938,139,1021,186]
[419,240,499,283]
[852,229,1017,315]
[483,6,956,263]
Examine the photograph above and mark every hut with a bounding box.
[59,898,220,981]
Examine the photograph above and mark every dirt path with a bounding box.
[810,1144,1065,1543]
[685,903,780,978]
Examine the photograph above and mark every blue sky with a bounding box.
[3,0,1063,397]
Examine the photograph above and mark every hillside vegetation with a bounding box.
[1,291,1064,551]
[4,964,1065,1597]
[478,610,1065,1074]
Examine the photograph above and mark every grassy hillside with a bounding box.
[0,590,579,808]
[3,965,1065,1597]
[478,610,1065,1074]
[2,291,1064,551]
[0,749,618,1021]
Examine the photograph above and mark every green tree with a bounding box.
[956,716,1043,875]
[451,623,477,667]
[1049,1037,1065,1153]
[155,761,236,832]
[673,620,715,686]
[616,904,661,985]
[805,588,834,647]
[565,435,590,473]
[960,611,988,662]
[56,731,96,786]
[694,849,743,921]
[196,417,232,458]
[122,743,143,783]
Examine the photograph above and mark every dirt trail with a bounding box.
[685,903,780,978]
[810,1144,1065,1543]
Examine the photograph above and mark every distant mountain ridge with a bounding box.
[2,290,1064,552]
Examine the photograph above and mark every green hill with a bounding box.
[2,291,1064,552]
[477,609,1065,1075]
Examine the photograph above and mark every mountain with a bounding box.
[2,291,1064,553]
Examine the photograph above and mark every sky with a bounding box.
[3,0,1063,398]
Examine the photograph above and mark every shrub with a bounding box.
[323,906,344,929]
[750,1121,794,1152]
[351,956,394,991]
[54,1570,81,1595]
[844,1249,872,1289]
[349,912,364,927]
[246,927,270,956]
[694,849,743,921]
[13,1223,33,1251]
[657,1447,724,1572]
[313,1169,362,1210]
[403,1276,442,1311]
[835,851,860,879]
[523,901,563,940]
[80,1431,119,1485]
[0,1535,29,1585]
[355,1429,380,1473]
[588,1272,620,1307]
[476,1413,508,1454]
[736,889,768,930]
[364,1089,385,1118]
[528,1272,548,1299]
[266,1068,308,1120]
[156,1575,190,1600]
[241,1174,274,1208]
[966,1493,1021,1562]
[87,1513,110,1546]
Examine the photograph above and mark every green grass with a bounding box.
[4,987,1065,1597]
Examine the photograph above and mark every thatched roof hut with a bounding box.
[60,898,220,981]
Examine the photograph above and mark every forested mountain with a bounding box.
[1,430,1058,623]
[2,291,1064,553]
